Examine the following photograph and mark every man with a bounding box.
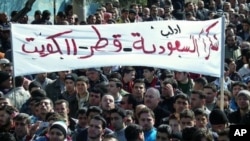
[76,76,90,108]
[209,109,229,133]
[138,107,157,141]
[145,5,163,21]
[193,77,208,91]
[110,107,127,141]
[120,94,137,111]
[13,113,33,141]
[54,99,77,132]
[159,78,177,113]
[116,8,130,23]
[87,115,107,141]
[142,67,161,90]
[5,76,30,110]
[76,106,104,141]
[72,108,88,141]
[108,78,123,105]
[228,90,250,124]
[45,71,70,102]
[175,71,194,95]
[122,66,136,93]
[229,81,246,111]
[190,90,210,115]
[0,105,18,132]
[179,109,196,130]
[86,68,109,89]
[203,84,218,111]
[37,97,54,121]
[173,93,191,119]
[87,87,104,107]
[144,87,170,127]
[156,124,172,141]
[132,79,146,105]
[32,73,53,90]
[125,123,144,141]
[100,94,116,128]
[59,73,78,118]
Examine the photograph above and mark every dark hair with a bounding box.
[76,108,87,117]
[110,107,126,118]
[162,78,178,89]
[194,108,208,118]
[54,99,69,108]
[109,72,122,81]
[157,124,172,138]
[231,81,247,90]
[125,110,135,120]
[125,123,143,141]
[42,10,51,18]
[138,107,155,119]
[91,115,107,129]
[142,67,155,72]
[192,128,214,141]
[14,76,24,87]
[86,106,102,117]
[28,81,42,92]
[89,87,104,98]
[204,83,217,92]
[123,94,137,109]
[180,109,195,120]
[174,93,190,104]
[30,89,46,98]
[194,77,208,86]
[13,113,31,125]
[133,79,145,87]
[57,11,66,18]
[45,112,65,122]
[182,126,199,141]
[122,66,135,76]
[191,90,207,99]
[109,78,123,88]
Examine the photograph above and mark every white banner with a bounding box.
[11,18,223,77]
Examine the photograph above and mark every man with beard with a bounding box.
[87,115,107,141]
[225,34,241,61]
[228,90,250,124]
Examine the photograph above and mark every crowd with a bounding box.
[1,0,250,141]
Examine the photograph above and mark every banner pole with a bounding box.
[10,23,17,107]
[220,16,226,111]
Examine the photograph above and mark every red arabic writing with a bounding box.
[21,21,219,60]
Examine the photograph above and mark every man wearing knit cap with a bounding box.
[59,73,78,118]
[48,121,68,141]
[86,68,109,89]
[228,89,250,124]
[209,109,229,132]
